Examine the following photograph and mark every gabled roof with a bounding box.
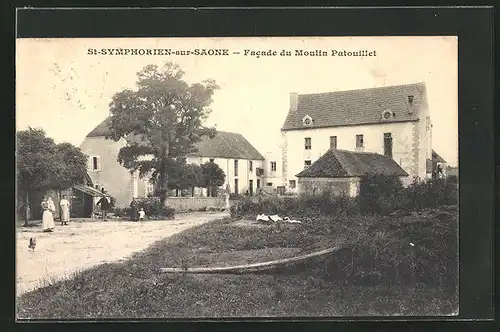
[282,82,427,131]
[187,131,265,160]
[296,149,409,178]
[432,150,447,163]
[85,118,264,160]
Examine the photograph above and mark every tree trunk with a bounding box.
[159,163,169,207]
[191,187,195,197]
[23,193,29,226]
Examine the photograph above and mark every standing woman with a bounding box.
[41,195,56,232]
[59,194,70,226]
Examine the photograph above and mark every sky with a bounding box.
[16,36,458,166]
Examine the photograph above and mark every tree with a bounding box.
[183,163,203,197]
[201,162,226,197]
[105,62,218,205]
[53,142,88,192]
[16,128,88,225]
[166,157,188,197]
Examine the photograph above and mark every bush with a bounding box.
[132,197,176,220]
[229,193,359,220]
[230,175,458,220]
[404,178,458,211]
[358,174,405,215]
[112,207,130,218]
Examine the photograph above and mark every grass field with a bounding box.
[17,209,458,319]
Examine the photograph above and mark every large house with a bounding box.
[280,82,435,193]
[80,118,265,207]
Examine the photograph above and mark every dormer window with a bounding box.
[302,115,313,126]
[407,95,415,114]
[381,109,395,121]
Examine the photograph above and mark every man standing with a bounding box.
[96,190,110,222]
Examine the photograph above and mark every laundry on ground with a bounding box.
[256,214,302,224]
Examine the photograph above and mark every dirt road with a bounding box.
[16,212,228,296]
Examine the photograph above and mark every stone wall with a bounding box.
[165,196,227,212]
[297,177,353,197]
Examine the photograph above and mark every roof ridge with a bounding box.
[336,149,380,156]
[297,82,426,97]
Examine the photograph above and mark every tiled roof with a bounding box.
[432,150,447,163]
[282,82,427,131]
[86,117,113,137]
[85,118,264,160]
[296,149,409,178]
[187,131,265,160]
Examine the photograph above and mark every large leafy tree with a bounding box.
[105,62,218,205]
[201,162,226,197]
[16,128,87,224]
[53,142,88,192]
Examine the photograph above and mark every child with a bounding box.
[138,208,146,221]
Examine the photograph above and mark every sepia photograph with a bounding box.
[16,36,458,319]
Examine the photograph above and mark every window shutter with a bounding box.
[96,156,101,171]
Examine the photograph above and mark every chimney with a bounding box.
[289,92,298,112]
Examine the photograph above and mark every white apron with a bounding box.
[60,199,70,222]
[42,200,55,230]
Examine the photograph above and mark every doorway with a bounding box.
[249,180,254,196]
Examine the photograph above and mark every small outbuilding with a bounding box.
[295,149,409,197]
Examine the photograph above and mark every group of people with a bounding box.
[40,192,147,231]
[41,194,71,232]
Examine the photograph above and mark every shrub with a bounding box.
[230,193,359,220]
[132,197,176,220]
[229,175,458,220]
[112,207,130,218]
[358,174,405,215]
[404,178,458,210]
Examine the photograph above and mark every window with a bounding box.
[209,158,215,163]
[234,179,239,194]
[302,115,312,126]
[266,182,273,187]
[382,110,394,121]
[330,136,337,149]
[234,160,238,176]
[384,133,393,158]
[289,180,296,189]
[408,95,414,104]
[249,161,253,172]
[304,160,312,169]
[356,134,364,148]
[90,156,101,171]
[270,161,277,172]
[304,137,312,150]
